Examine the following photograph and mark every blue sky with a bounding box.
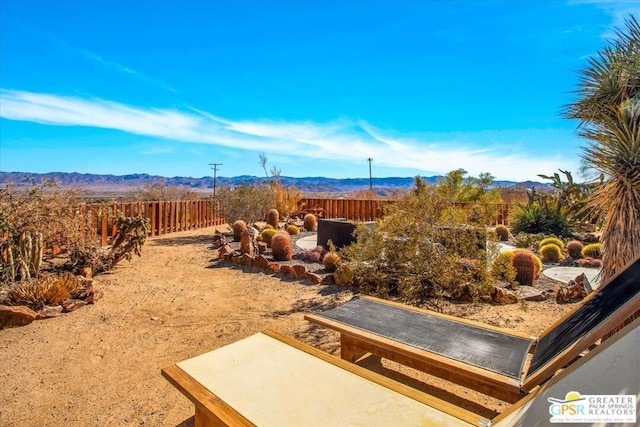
[0,1,637,181]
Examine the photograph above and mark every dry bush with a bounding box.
[129,180,200,201]
[342,177,495,303]
[217,184,273,225]
[0,182,96,284]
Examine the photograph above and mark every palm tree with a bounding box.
[564,15,640,282]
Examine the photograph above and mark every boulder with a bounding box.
[517,285,546,302]
[62,299,88,313]
[218,244,234,259]
[279,265,294,276]
[252,255,270,270]
[240,254,254,266]
[37,305,64,319]
[491,287,518,304]
[257,242,268,254]
[268,263,280,273]
[0,305,37,329]
[321,274,336,286]
[292,265,307,279]
[75,281,103,304]
[305,272,323,284]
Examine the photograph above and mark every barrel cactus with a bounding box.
[260,228,278,247]
[540,243,564,262]
[271,232,293,261]
[511,249,541,286]
[565,240,584,259]
[303,213,317,232]
[581,243,602,259]
[495,225,510,242]
[232,220,247,242]
[538,237,564,252]
[286,224,300,235]
[322,251,341,273]
[267,209,279,229]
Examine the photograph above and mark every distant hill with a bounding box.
[0,171,548,198]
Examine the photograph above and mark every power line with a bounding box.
[209,163,222,199]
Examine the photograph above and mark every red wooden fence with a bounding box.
[83,198,511,246]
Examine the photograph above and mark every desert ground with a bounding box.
[0,227,577,426]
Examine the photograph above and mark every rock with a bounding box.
[279,265,294,276]
[75,281,103,304]
[0,305,37,329]
[62,299,88,313]
[491,287,518,304]
[517,285,546,301]
[230,254,242,264]
[240,254,254,266]
[305,272,323,284]
[268,263,280,273]
[292,265,307,279]
[252,255,270,270]
[257,241,268,254]
[556,277,588,304]
[321,274,336,286]
[37,305,64,319]
[558,257,576,267]
[218,244,234,259]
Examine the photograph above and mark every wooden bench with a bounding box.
[306,255,640,403]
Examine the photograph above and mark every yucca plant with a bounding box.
[563,15,640,282]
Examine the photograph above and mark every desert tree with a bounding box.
[564,15,640,282]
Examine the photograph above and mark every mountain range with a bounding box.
[0,171,547,198]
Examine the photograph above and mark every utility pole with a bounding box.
[209,163,222,199]
[367,158,373,191]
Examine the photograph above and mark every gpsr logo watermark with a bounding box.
[548,391,636,423]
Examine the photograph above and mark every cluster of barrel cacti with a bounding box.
[538,237,564,262]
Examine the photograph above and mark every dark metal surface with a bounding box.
[527,256,640,377]
[318,298,533,379]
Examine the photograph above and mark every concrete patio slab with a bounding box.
[543,266,601,288]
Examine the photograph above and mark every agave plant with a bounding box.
[563,15,640,282]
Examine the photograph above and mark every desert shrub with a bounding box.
[0,183,95,284]
[260,228,278,247]
[539,237,564,251]
[342,176,495,302]
[129,180,199,201]
[303,213,317,231]
[540,243,564,262]
[322,251,341,273]
[66,215,150,275]
[491,251,517,284]
[495,225,510,242]
[334,263,355,286]
[271,232,292,261]
[510,191,573,237]
[217,184,273,225]
[266,209,279,229]
[566,240,584,259]
[301,245,325,263]
[581,243,603,259]
[513,232,546,249]
[2,273,82,310]
[285,224,300,235]
[232,220,248,242]
[511,249,541,286]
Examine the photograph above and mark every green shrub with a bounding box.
[491,251,517,283]
[495,225,510,242]
[540,243,564,262]
[581,243,602,259]
[566,240,584,259]
[539,237,564,251]
[260,228,278,247]
[510,202,572,237]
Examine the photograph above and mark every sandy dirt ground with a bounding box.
[0,227,577,426]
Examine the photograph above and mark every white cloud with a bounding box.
[0,89,579,181]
